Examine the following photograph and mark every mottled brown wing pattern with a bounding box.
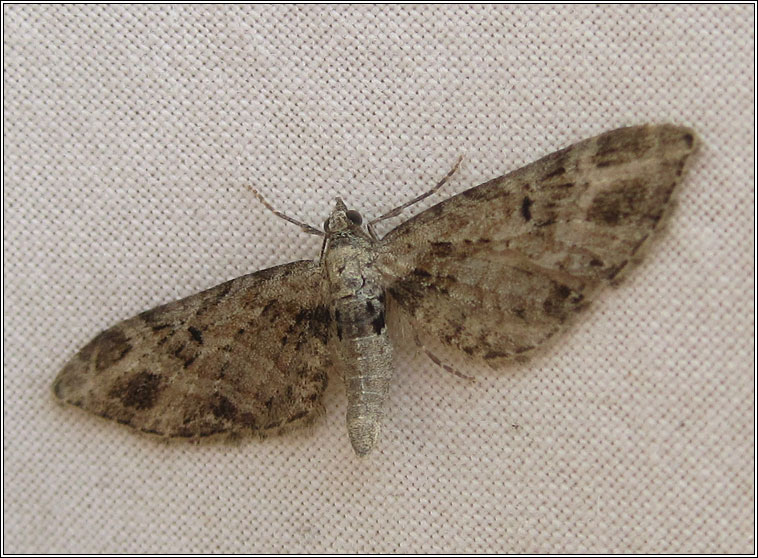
[53,261,331,438]
[378,125,698,366]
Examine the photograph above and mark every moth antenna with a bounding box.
[318,233,328,261]
[245,184,324,237]
[368,155,464,228]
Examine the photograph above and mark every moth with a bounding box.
[53,124,698,456]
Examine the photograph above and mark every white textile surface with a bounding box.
[3,5,754,553]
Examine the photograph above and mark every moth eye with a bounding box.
[346,210,363,225]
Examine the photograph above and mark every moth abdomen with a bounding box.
[331,285,394,457]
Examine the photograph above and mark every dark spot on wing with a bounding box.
[111,371,162,410]
[313,305,332,325]
[188,326,204,344]
[594,127,652,168]
[464,237,492,245]
[88,328,132,372]
[334,308,343,340]
[210,394,238,421]
[412,268,432,280]
[390,262,457,310]
[556,284,571,299]
[586,179,646,226]
[543,165,566,179]
[484,350,510,360]
[310,305,331,344]
[543,283,573,320]
[261,299,277,316]
[294,308,310,325]
[434,284,449,296]
[521,196,533,221]
[170,341,198,369]
[388,280,424,314]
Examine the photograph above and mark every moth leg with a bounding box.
[412,332,475,382]
[368,155,463,228]
[245,184,324,237]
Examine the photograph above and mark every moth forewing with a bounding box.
[378,124,698,368]
[53,261,332,439]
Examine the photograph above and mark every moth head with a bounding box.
[323,197,363,234]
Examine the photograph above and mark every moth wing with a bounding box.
[377,125,698,366]
[53,260,332,438]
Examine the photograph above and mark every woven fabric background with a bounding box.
[3,5,754,553]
